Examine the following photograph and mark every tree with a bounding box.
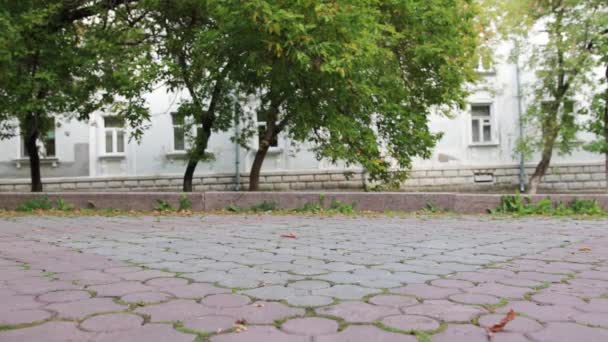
[0,0,155,192]
[499,0,608,193]
[143,0,240,192]
[219,0,479,191]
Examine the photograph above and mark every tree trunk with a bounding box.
[182,160,198,192]
[528,148,552,195]
[25,124,43,192]
[249,144,270,191]
[249,108,279,191]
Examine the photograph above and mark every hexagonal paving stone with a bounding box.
[313,284,380,300]
[94,323,196,342]
[573,312,608,327]
[0,309,53,326]
[286,295,333,307]
[0,322,93,342]
[281,317,339,336]
[45,298,126,319]
[404,300,486,323]
[531,293,586,306]
[3,295,43,310]
[431,324,488,342]
[466,282,530,299]
[80,313,143,332]
[576,298,608,313]
[181,315,236,333]
[368,295,418,308]
[201,294,250,308]
[496,302,581,322]
[211,326,309,342]
[288,280,331,290]
[241,285,297,301]
[121,291,173,304]
[317,302,400,323]
[478,314,543,333]
[145,277,189,288]
[528,322,608,342]
[134,299,214,322]
[431,279,475,289]
[38,290,91,303]
[166,283,229,298]
[392,284,462,299]
[315,325,418,342]
[381,314,441,332]
[449,293,501,305]
[88,281,156,297]
[217,301,305,324]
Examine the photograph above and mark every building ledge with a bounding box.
[469,142,499,148]
[13,158,59,169]
[98,154,126,160]
[165,151,188,159]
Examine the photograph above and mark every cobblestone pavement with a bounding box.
[1,215,608,341]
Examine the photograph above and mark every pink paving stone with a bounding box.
[181,315,236,333]
[497,302,580,322]
[576,298,608,313]
[134,299,215,322]
[452,270,512,283]
[497,278,543,288]
[0,269,42,281]
[316,302,400,323]
[94,323,195,342]
[492,333,532,342]
[392,284,462,299]
[515,272,564,283]
[120,291,173,304]
[2,295,42,310]
[80,313,143,332]
[404,300,487,323]
[121,270,175,281]
[146,277,189,288]
[369,295,418,308]
[0,321,93,342]
[166,283,230,298]
[281,317,339,335]
[46,297,127,319]
[211,326,309,342]
[0,309,53,325]
[531,293,586,306]
[431,279,475,288]
[431,324,488,342]
[573,312,608,327]
[201,294,250,308]
[104,266,143,274]
[381,314,440,331]
[528,322,608,342]
[478,314,543,333]
[88,281,157,297]
[217,301,305,324]
[466,282,530,299]
[578,270,608,281]
[38,290,91,303]
[315,325,418,342]
[9,278,79,295]
[449,293,501,305]
[58,270,122,285]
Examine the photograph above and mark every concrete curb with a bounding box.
[1,192,608,214]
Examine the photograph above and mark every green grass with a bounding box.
[492,193,607,216]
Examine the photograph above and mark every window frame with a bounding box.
[469,103,497,146]
[20,118,57,159]
[102,116,126,156]
[170,113,203,153]
[256,112,280,150]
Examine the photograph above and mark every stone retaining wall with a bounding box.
[1,192,608,214]
[0,163,605,193]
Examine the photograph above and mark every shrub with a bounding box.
[16,196,54,212]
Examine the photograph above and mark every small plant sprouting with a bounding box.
[154,199,174,212]
[178,194,192,211]
[16,196,54,212]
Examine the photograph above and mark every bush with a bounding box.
[493,193,606,216]
[16,196,54,212]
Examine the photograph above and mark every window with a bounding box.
[103,116,125,154]
[170,113,203,151]
[172,113,186,151]
[21,119,56,158]
[470,104,493,144]
[257,112,278,148]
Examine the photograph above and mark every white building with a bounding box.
[0,41,605,193]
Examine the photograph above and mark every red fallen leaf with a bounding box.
[280,233,297,239]
[235,319,248,325]
[488,310,516,333]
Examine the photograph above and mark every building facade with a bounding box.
[0,41,606,193]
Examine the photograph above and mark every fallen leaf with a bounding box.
[235,319,248,325]
[280,233,297,239]
[488,309,516,333]
[255,303,265,308]
[579,247,592,252]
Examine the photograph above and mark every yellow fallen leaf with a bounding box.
[579,247,592,252]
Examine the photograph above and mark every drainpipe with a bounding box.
[234,105,241,191]
[514,40,526,193]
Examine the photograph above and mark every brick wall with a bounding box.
[0,163,605,193]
